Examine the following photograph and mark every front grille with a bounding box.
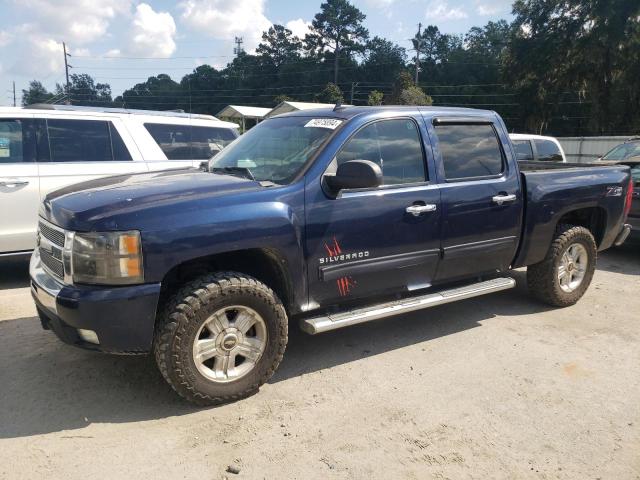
[39,221,65,247]
[38,219,65,281]
[40,248,64,278]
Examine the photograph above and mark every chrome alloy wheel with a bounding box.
[192,306,267,383]
[557,243,588,293]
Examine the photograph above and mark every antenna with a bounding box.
[233,37,244,56]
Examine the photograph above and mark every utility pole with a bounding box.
[63,42,72,102]
[12,81,16,107]
[414,23,422,85]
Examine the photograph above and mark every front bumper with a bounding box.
[30,249,162,354]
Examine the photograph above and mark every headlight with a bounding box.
[71,231,144,285]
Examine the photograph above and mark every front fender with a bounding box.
[139,198,305,307]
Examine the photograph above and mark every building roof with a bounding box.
[265,101,353,118]
[216,105,272,120]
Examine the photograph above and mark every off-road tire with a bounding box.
[153,272,288,406]
[527,224,597,307]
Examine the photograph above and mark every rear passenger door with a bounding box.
[37,117,148,198]
[431,120,522,282]
[0,116,41,252]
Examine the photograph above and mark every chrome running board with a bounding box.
[300,277,516,335]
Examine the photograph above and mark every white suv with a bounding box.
[0,104,239,255]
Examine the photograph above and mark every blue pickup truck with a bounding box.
[30,106,633,405]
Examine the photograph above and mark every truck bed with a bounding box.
[513,162,631,268]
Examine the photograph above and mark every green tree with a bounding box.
[67,74,112,106]
[399,86,432,106]
[305,0,369,84]
[21,80,55,106]
[316,82,344,103]
[367,90,384,106]
[257,25,303,68]
[362,37,406,83]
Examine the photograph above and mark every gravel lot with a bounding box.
[1,245,639,480]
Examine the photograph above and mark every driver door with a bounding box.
[305,117,442,308]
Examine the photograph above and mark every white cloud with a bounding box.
[179,0,271,50]
[425,1,469,20]
[12,0,132,44]
[285,18,312,39]
[128,3,177,57]
[10,33,64,76]
[476,4,502,15]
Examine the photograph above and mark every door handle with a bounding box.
[0,178,29,188]
[492,194,517,205]
[406,204,437,217]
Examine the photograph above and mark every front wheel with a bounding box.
[154,272,288,405]
[527,225,597,307]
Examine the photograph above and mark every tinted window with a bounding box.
[0,119,34,163]
[337,119,426,185]
[109,124,133,161]
[145,123,237,160]
[512,139,534,161]
[435,124,503,179]
[46,119,129,162]
[534,139,563,162]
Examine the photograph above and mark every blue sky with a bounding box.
[0,0,514,103]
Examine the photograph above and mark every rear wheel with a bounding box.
[154,272,288,405]
[527,225,597,307]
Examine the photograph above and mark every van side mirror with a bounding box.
[199,161,209,172]
[325,160,383,192]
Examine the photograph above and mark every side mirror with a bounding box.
[199,160,210,172]
[325,160,383,192]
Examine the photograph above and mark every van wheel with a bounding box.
[154,272,288,406]
[527,225,597,307]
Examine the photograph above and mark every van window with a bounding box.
[144,123,237,160]
[45,119,132,162]
[336,119,427,185]
[435,124,504,180]
[0,119,36,163]
[534,139,563,162]
[512,139,534,161]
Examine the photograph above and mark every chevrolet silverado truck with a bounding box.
[30,106,633,405]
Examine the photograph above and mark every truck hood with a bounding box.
[42,168,265,231]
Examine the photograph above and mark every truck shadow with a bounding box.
[0,248,636,439]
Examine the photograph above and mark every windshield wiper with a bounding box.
[210,167,255,181]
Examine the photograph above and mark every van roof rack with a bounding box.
[24,104,218,121]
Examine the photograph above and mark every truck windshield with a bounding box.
[602,142,640,161]
[209,116,340,184]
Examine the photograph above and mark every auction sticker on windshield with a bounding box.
[305,119,343,130]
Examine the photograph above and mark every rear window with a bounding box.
[435,124,504,180]
[45,119,132,162]
[534,139,563,162]
[512,139,534,161]
[144,123,237,160]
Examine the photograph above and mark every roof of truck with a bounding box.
[271,105,496,120]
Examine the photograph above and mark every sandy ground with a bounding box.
[0,245,639,480]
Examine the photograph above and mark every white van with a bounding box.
[0,104,239,256]
[509,133,567,163]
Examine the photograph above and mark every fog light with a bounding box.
[77,329,99,345]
